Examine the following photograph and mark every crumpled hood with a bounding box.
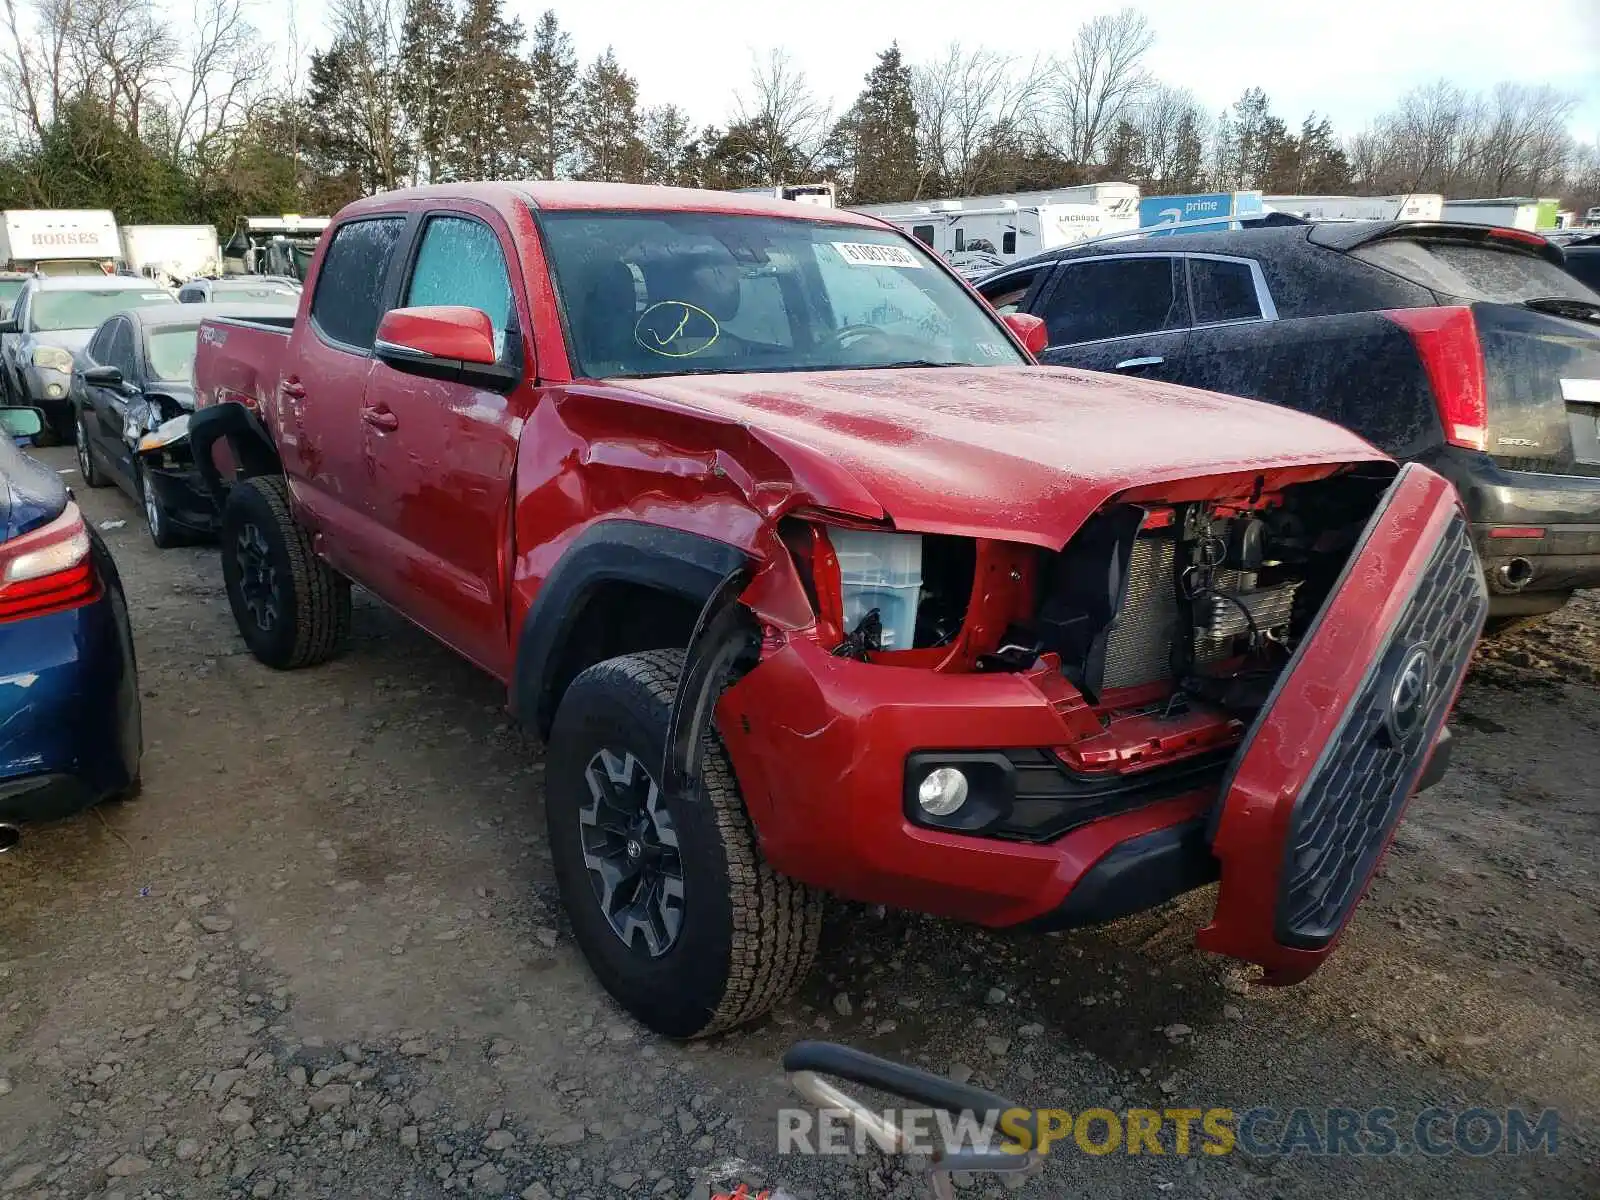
[615,366,1390,548]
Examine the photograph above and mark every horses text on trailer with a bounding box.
[0,210,122,276]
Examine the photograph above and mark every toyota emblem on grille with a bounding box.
[1381,643,1433,746]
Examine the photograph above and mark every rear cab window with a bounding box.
[310,217,407,350]
[1353,238,1598,304]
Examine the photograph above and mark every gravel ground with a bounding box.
[1,446,1597,1199]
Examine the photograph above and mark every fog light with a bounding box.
[45,383,64,399]
[917,767,969,816]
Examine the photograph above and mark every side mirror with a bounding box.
[0,405,44,439]
[83,364,124,389]
[374,305,519,391]
[0,317,18,335]
[1001,312,1048,357]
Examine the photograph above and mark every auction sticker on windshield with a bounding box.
[831,242,923,269]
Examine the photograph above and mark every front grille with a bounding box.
[1275,513,1486,948]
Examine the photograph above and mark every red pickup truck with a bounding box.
[189,183,1487,1040]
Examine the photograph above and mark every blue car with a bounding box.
[0,405,140,849]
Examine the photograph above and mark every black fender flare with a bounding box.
[512,519,755,740]
[187,402,277,507]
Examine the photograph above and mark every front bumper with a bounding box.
[718,465,1482,984]
[0,580,141,824]
[17,366,72,416]
[143,456,220,533]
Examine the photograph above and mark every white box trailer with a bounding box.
[0,209,122,275]
[120,224,221,286]
[854,184,1142,278]
[732,183,837,208]
[1262,194,1443,222]
[1439,197,1560,232]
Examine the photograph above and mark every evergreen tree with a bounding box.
[832,45,919,204]
[399,0,462,184]
[447,0,536,179]
[573,49,644,182]
[527,10,578,179]
[641,104,694,186]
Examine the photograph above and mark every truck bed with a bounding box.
[194,312,297,413]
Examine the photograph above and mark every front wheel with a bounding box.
[140,466,185,549]
[546,649,823,1039]
[219,475,350,669]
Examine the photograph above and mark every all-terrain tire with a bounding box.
[220,475,350,669]
[546,648,823,1039]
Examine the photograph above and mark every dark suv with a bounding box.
[978,222,1600,627]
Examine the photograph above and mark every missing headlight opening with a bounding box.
[793,465,1397,735]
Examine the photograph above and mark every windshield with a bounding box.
[146,326,201,382]
[31,288,176,332]
[537,211,1025,378]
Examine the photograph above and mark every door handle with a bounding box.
[279,379,306,399]
[1114,356,1164,371]
[361,405,398,431]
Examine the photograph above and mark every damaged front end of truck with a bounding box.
[670,452,1486,986]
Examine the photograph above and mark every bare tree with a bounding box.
[911,43,1049,197]
[728,48,831,182]
[1478,83,1577,194]
[1049,7,1153,165]
[168,0,267,167]
[1132,83,1209,191]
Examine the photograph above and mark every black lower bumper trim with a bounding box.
[1025,817,1220,931]
[1414,725,1453,795]
[0,773,101,824]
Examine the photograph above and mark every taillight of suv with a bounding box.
[1380,306,1488,452]
[0,503,100,623]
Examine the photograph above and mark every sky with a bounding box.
[293,0,1600,144]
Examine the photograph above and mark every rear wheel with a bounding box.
[76,411,109,488]
[220,475,350,669]
[546,649,823,1039]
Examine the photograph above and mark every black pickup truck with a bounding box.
[978,221,1600,629]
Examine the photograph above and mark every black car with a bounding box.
[72,303,289,547]
[1559,236,1600,292]
[977,221,1600,628]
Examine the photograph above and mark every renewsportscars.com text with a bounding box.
[777,1105,1560,1158]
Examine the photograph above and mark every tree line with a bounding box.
[0,0,1595,234]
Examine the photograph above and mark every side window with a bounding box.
[310,216,406,350]
[720,269,793,347]
[177,285,201,303]
[10,289,28,329]
[955,229,966,253]
[1002,231,1017,255]
[104,321,135,377]
[1039,257,1185,346]
[404,215,515,356]
[1189,258,1263,324]
[978,270,1040,315]
[911,225,935,247]
[87,322,114,363]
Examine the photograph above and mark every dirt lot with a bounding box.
[2,445,1598,1199]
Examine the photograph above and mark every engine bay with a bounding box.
[811,465,1398,730]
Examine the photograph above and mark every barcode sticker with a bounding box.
[831,242,923,269]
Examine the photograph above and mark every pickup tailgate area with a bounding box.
[1199,464,1487,982]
